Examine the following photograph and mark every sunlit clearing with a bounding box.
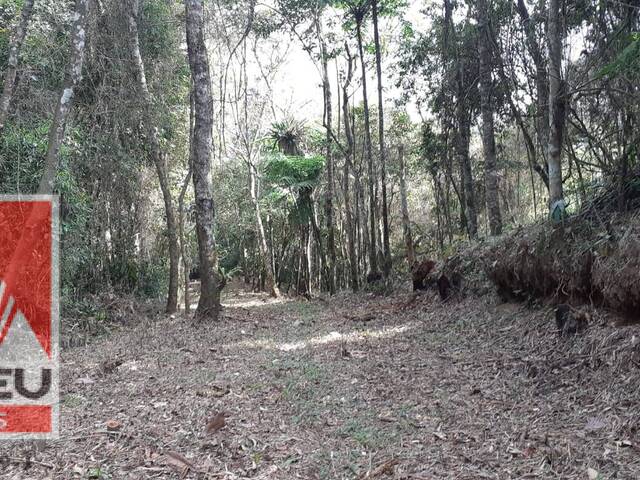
[230,323,416,352]
[221,294,292,309]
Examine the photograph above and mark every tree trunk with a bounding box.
[490,26,549,190]
[515,0,549,181]
[249,164,279,297]
[444,0,476,239]
[356,165,368,274]
[356,17,379,279]
[372,0,391,277]
[398,146,415,266]
[178,166,192,314]
[39,0,88,194]
[455,96,477,239]
[316,13,336,295]
[342,45,359,291]
[547,0,565,219]
[180,84,196,314]
[0,0,35,135]
[303,224,312,295]
[309,195,326,291]
[238,35,278,298]
[185,0,223,320]
[127,0,180,313]
[477,2,502,236]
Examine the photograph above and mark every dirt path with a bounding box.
[1,289,639,479]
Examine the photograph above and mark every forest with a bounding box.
[0,0,639,478]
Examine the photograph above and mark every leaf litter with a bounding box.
[0,286,639,479]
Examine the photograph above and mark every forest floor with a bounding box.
[1,284,640,479]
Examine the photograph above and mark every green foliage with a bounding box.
[136,259,169,297]
[0,0,22,43]
[598,33,640,78]
[387,109,414,145]
[419,122,446,174]
[212,160,253,271]
[377,0,407,17]
[252,10,282,38]
[399,18,414,40]
[0,121,49,190]
[86,466,110,479]
[263,152,324,225]
[276,0,332,26]
[0,0,22,13]
[0,0,16,65]
[264,152,325,190]
[140,0,175,59]
[0,121,111,299]
[18,1,72,93]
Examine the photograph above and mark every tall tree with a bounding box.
[515,0,550,187]
[444,0,478,239]
[126,0,180,313]
[0,0,35,134]
[454,65,478,238]
[39,0,89,194]
[488,17,549,191]
[316,10,337,294]
[353,4,380,281]
[185,0,224,319]
[249,161,280,297]
[178,165,193,313]
[398,145,415,265]
[476,0,502,235]
[179,84,196,313]
[547,0,565,220]
[234,33,279,298]
[341,44,359,290]
[372,0,391,275]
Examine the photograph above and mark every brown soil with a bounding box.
[1,289,639,479]
[484,210,640,318]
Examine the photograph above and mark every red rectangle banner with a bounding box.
[0,405,52,433]
[0,196,59,439]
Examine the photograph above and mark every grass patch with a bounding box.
[269,357,329,425]
[338,419,386,449]
[62,393,85,408]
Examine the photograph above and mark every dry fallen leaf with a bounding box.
[254,465,278,479]
[585,417,607,432]
[615,439,633,448]
[346,313,376,322]
[100,358,123,374]
[196,384,229,398]
[205,411,227,434]
[358,459,399,479]
[74,376,94,385]
[378,415,397,423]
[164,451,194,478]
[432,431,447,441]
[105,419,122,431]
[506,446,523,456]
